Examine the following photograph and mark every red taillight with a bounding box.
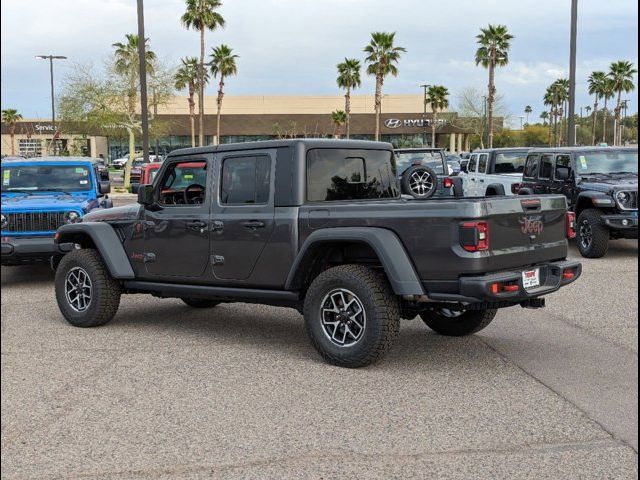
[443,177,454,188]
[562,269,575,280]
[460,221,490,252]
[511,182,522,194]
[566,212,576,239]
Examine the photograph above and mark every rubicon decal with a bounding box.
[520,216,544,235]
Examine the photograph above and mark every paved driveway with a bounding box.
[1,233,637,479]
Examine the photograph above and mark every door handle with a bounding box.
[243,220,265,230]
[479,179,485,183]
[186,220,207,232]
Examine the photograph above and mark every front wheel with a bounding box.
[303,265,400,368]
[577,209,609,258]
[420,308,497,336]
[55,249,121,327]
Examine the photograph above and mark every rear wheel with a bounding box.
[577,209,609,258]
[303,265,400,368]
[420,308,497,336]
[55,249,121,327]
[181,298,220,308]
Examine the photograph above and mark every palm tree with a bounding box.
[174,57,204,147]
[524,105,532,125]
[364,32,406,141]
[209,44,238,145]
[600,77,615,144]
[587,71,607,145]
[330,110,347,138]
[1,108,23,155]
[553,79,569,145]
[112,34,156,188]
[608,60,637,145]
[475,24,514,148]
[543,87,556,146]
[181,0,225,146]
[336,58,361,139]
[426,85,449,148]
[539,111,549,126]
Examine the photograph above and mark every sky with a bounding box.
[1,0,638,126]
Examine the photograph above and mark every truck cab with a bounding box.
[519,147,638,257]
[1,157,112,266]
[460,148,529,196]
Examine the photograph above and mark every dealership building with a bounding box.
[1,94,482,159]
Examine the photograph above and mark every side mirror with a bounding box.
[98,181,111,194]
[137,184,155,206]
[556,167,571,180]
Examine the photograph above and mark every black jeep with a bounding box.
[52,139,581,367]
[519,147,638,258]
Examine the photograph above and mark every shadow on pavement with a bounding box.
[1,265,54,287]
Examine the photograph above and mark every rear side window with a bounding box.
[306,148,399,202]
[468,154,478,172]
[221,155,271,204]
[478,154,488,173]
[539,155,553,179]
[524,155,539,178]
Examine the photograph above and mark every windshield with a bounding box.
[2,165,93,192]
[396,151,445,174]
[577,150,638,175]
[494,151,528,174]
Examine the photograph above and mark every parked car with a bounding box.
[394,148,456,199]
[53,139,580,368]
[460,148,530,196]
[131,163,163,193]
[95,157,110,180]
[519,146,638,258]
[1,157,112,267]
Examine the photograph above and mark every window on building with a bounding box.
[220,155,271,204]
[306,148,399,202]
[18,139,42,158]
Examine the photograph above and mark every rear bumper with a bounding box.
[424,259,582,304]
[1,236,58,264]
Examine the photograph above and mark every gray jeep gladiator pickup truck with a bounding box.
[53,139,581,367]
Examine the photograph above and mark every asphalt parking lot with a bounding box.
[1,197,638,479]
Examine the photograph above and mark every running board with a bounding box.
[122,280,300,307]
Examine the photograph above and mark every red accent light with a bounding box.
[443,177,454,188]
[566,212,576,239]
[502,284,519,292]
[490,283,500,294]
[562,269,575,280]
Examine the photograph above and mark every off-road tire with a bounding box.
[400,165,438,199]
[181,298,220,308]
[420,308,497,336]
[55,249,121,327]
[577,209,610,258]
[303,264,400,368]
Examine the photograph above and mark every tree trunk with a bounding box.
[198,25,205,147]
[216,76,224,145]
[189,89,196,148]
[591,98,598,146]
[486,56,496,148]
[602,97,608,143]
[431,108,437,148]
[10,127,15,155]
[374,74,382,141]
[124,127,135,189]
[345,87,351,139]
[614,90,622,146]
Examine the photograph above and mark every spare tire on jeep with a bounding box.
[401,165,438,199]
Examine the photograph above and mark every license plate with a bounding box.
[522,268,540,289]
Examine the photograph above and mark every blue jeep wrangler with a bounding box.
[1,157,113,267]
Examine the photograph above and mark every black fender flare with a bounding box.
[55,222,135,279]
[485,183,506,196]
[285,227,424,296]
[575,191,615,214]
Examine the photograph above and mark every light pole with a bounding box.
[35,55,67,124]
[567,0,578,146]
[420,84,430,146]
[137,0,150,164]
